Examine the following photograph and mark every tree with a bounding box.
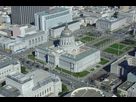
[112,12,119,18]
[105,84,111,92]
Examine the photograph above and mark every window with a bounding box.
[38,37,40,42]
[45,90,46,94]
[40,92,41,96]
[47,88,48,92]
[32,39,34,44]
[50,87,51,91]
[42,91,44,95]
[41,36,43,41]
[35,38,37,43]
[29,40,31,45]
[37,94,39,97]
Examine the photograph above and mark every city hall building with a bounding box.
[35,23,100,72]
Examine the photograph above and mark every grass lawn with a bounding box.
[91,68,95,71]
[55,67,90,78]
[21,66,28,74]
[109,43,126,50]
[124,46,133,51]
[27,54,46,65]
[80,36,96,42]
[103,48,124,55]
[113,29,123,33]
[94,39,111,46]
[58,84,69,96]
[96,65,100,68]
[0,84,2,88]
[99,58,109,65]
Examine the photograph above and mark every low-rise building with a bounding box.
[13,24,37,37]
[96,16,127,32]
[94,74,122,91]
[0,69,62,97]
[0,54,21,82]
[127,82,136,97]
[117,81,134,97]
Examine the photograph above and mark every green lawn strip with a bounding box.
[96,65,100,68]
[123,46,133,51]
[0,84,2,88]
[113,29,123,33]
[27,54,46,65]
[99,58,109,65]
[58,84,69,96]
[109,43,126,50]
[91,68,95,71]
[103,48,124,55]
[55,67,90,78]
[94,39,111,46]
[21,66,28,74]
[80,36,96,42]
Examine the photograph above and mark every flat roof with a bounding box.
[7,71,32,84]
[37,41,98,61]
[118,81,134,91]
[0,85,20,97]
[36,7,68,16]
[0,54,18,69]
[26,69,50,84]
[51,20,79,30]
[102,75,118,85]
[17,31,44,40]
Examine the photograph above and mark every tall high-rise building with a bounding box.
[11,6,49,25]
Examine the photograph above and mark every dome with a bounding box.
[60,23,73,37]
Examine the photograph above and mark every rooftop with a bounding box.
[36,7,68,16]
[0,85,20,97]
[51,20,79,30]
[7,71,32,84]
[17,30,44,40]
[0,54,18,69]
[37,41,98,61]
[118,81,134,91]
[102,75,119,86]
[26,69,60,91]
[99,16,126,23]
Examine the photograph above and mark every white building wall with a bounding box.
[0,62,21,82]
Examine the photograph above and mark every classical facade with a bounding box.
[35,23,100,72]
[0,54,21,82]
[0,69,62,97]
[96,17,127,32]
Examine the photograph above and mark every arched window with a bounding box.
[29,40,31,45]
[35,38,37,43]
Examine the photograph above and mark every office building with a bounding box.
[49,20,80,38]
[0,69,62,97]
[110,55,136,78]
[35,7,72,31]
[0,54,21,82]
[96,17,126,32]
[11,6,49,25]
[35,23,100,72]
